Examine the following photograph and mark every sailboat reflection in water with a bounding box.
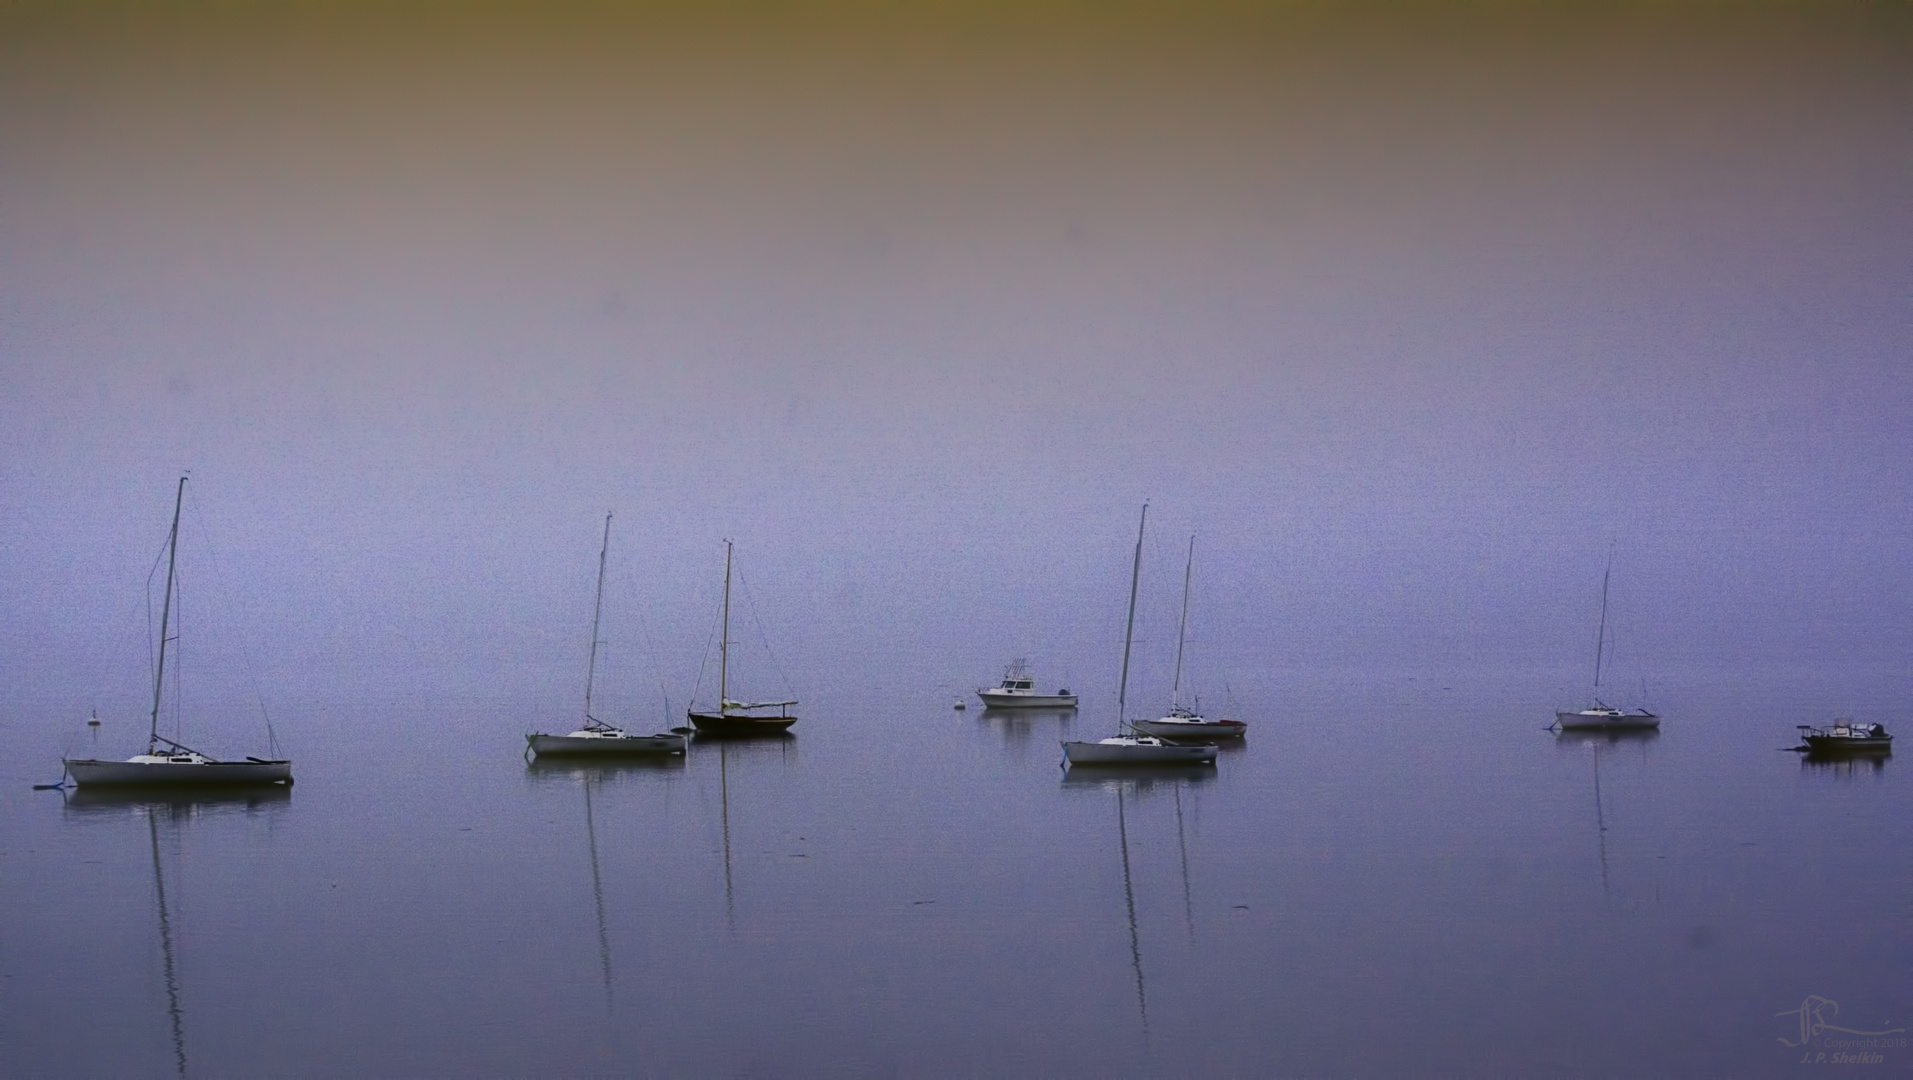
[61,789,290,1080]
[1555,729,1654,903]
[1062,768,1215,1048]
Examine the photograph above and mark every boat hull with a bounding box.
[65,758,293,787]
[526,733,686,756]
[1133,718,1247,739]
[976,690,1078,709]
[688,710,797,735]
[1555,710,1660,731]
[1799,723,1892,755]
[1062,740,1218,765]
[1802,736,1891,754]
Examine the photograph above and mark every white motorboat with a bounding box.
[687,541,798,735]
[1554,550,1659,732]
[977,660,1077,708]
[1064,504,1219,768]
[1131,535,1248,741]
[528,513,688,757]
[63,477,294,788]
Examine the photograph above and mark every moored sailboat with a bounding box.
[1064,505,1219,767]
[1133,535,1247,741]
[528,513,688,757]
[687,542,797,735]
[63,477,293,788]
[1554,551,1659,732]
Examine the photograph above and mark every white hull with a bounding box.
[977,690,1078,709]
[1555,709,1660,731]
[1133,716,1247,739]
[1062,738,1218,765]
[527,731,686,756]
[65,757,292,787]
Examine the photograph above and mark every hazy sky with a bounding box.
[3,3,1908,726]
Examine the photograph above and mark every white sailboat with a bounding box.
[1133,535,1247,741]
[1555,551,1659,732]
[63,478,293,787]
[528,513,688,757]
[687,542,797,735]
[1064,505,1220,767]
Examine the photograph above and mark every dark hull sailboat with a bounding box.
[63,477,293,789]
[527,513,687,758]
[1554,550,1659,732]
[686,541,798,737]
[687,708,797,735]
[66,757,292,786]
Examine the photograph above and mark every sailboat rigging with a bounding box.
[528,513,688,757]
[687,542,797,735]
[63,477,293,787]
[1554,549,1659,731]
[1064,506,1219,766]
[1134,535,1247,741]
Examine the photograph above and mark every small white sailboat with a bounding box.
[1065,505,1220,767]
[977,659,1078,709]
[1555,551,1659,732]
[63,477,293,787]
[528,513,688,757]
[687,542,797,735]
[1133,535,1247,741]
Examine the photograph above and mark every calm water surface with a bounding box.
[4,667,1908,1077]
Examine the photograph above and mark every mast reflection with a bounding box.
[148,812,186,1080]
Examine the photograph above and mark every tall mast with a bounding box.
[148,476,187,752]
[719,541,733,712]
[1592,548,1612,694]
[1171,534,1194,708]
[1116,503,1147,732]
[583,512,612,725]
